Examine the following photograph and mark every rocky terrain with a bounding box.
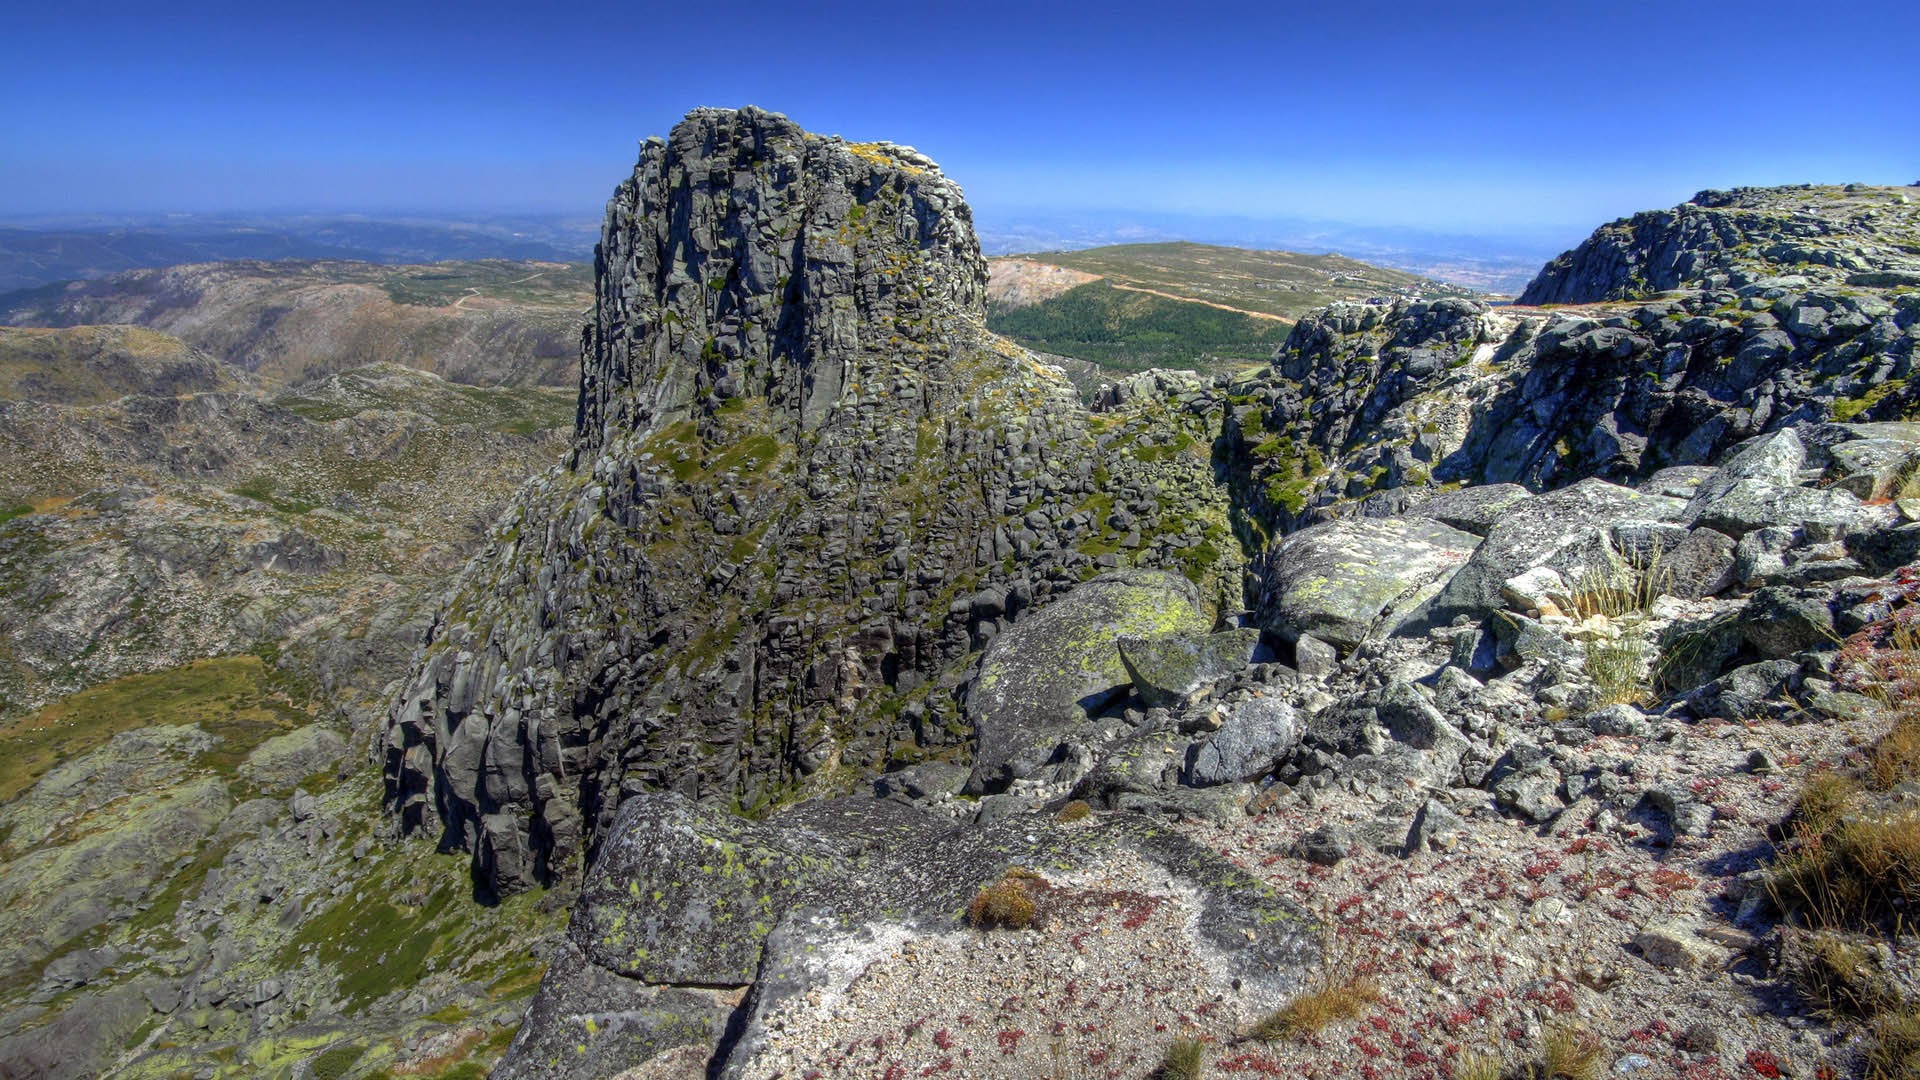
[0,278,581,1073]
[1,259,591,388]
[371,108,1920,1079]
[4,103,1920,1080]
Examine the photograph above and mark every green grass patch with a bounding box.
[0,655,304,802]
[988,280,1291,375]
[279,835,559,1013]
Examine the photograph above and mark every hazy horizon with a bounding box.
[6,0,1916,238]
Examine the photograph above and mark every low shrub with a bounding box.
[968,869,1040,930]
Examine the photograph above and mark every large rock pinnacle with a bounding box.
[379,108,1220,894]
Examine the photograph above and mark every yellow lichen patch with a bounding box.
[845,141,927,177]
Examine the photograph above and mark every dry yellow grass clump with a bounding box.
[1249,975,1380,1040]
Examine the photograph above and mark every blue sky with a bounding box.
[4,0,1916,235]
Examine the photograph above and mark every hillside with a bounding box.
[0,282,579,1074]
[994,240,1477,318]
[0,259,591,388]
[987,241,1477,377]
[0,325,237,403]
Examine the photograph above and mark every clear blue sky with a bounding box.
[4,0,1916,233]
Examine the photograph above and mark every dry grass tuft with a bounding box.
[1536,1024,1603,1080]
[1569,546,1670,621]
[1787,929,1902,1019]
[1870,1008,1920,1080]
[1250,976,1380,1040]
[1453,1050,1504,1080]
[1769,808,1920,929]
[1584,634,1651,707]
[1155,1036,1206,1080]
[1798,770,1861,835]
[1870,708,1920,791]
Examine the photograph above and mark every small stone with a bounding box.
[1633,920,1719,969]
[1298,824,1355,866]
[1293,634,1338,679]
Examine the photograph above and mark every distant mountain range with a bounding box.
[975,211,1571,295]
[0,209,1564,296]
[0,213,600,292]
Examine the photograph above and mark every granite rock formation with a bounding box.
[383,108,1240,893]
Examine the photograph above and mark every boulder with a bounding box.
[1740,586,1837,658]
[965,570,1210,792]
[1292,633,1339,678]
[570,794,852,985]
[1189,697,1302,786]
[1117,627,1266,708]
[505,790,1322,1078]
[1303,681,1469,793]
[1689,478,1895,541]
[1425,479,1688,626]
[1256,516,1481,648]
[491,940,742,1080]
[1408,483,1534,536]
[1688,659,1803,720]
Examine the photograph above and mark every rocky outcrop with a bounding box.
[1224,238,1918,531]
[1519,184,1920,305]
[383,109,1242,893]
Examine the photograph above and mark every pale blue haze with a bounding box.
[3,0,1916,235]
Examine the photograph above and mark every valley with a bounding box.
[987,241,1479,380]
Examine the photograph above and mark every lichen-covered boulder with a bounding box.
[491,941,735,1080]
[1255,516,1481,648]
[965,570,1210,792]
[1684,427,1898,539]
[569,794,848,985]
[1117,627,1266,708]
